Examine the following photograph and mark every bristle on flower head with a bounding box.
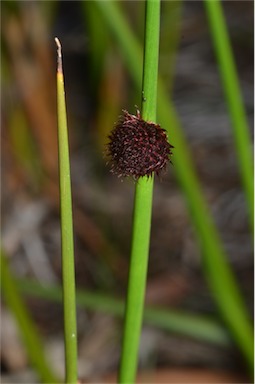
[106,109,174,179]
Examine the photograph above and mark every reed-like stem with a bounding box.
[55,37,77,384]
[118,1,161,382]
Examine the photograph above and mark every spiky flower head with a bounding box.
[106,109,174,179]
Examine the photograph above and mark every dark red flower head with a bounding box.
[106,109,174,179]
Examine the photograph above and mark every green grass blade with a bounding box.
[90,1,143,89]
[157,42,254,379]
[0,253,59,383]
[55,38,77,384]
[16,278,231,348]
[92,0,253,373]
[204,0,254,231]
[158,77,254,375]
[118,1,161,382]
[159,1,183,95]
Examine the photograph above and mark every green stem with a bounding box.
[204,0,254,230]
[0,253,59,383]
[55,38,77,384]
[119,179,154,384]
[118,1,160,383]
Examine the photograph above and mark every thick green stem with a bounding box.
[118,1,161,383]
[55,38,77,384]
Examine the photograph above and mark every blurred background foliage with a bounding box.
[1,1,253,383]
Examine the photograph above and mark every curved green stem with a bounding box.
[204,0,254,231]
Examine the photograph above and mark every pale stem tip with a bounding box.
[55,37,63,73]
[55,37,61,56]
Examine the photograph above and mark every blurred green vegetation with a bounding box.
[1,1,253,382]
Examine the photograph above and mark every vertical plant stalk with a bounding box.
[55,37,77,384]
[118,1,161,383]
[204,0,254,230]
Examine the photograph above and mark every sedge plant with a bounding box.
[91,0,253,374]
[118,1,161,382]
[55,38,78,384]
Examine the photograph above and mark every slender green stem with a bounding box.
[55,38,77,384]
[119,178,154,384]
[141,1,160,121]
[0,253,59,383]
[204,0,254,230]
[118,1,161,383]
